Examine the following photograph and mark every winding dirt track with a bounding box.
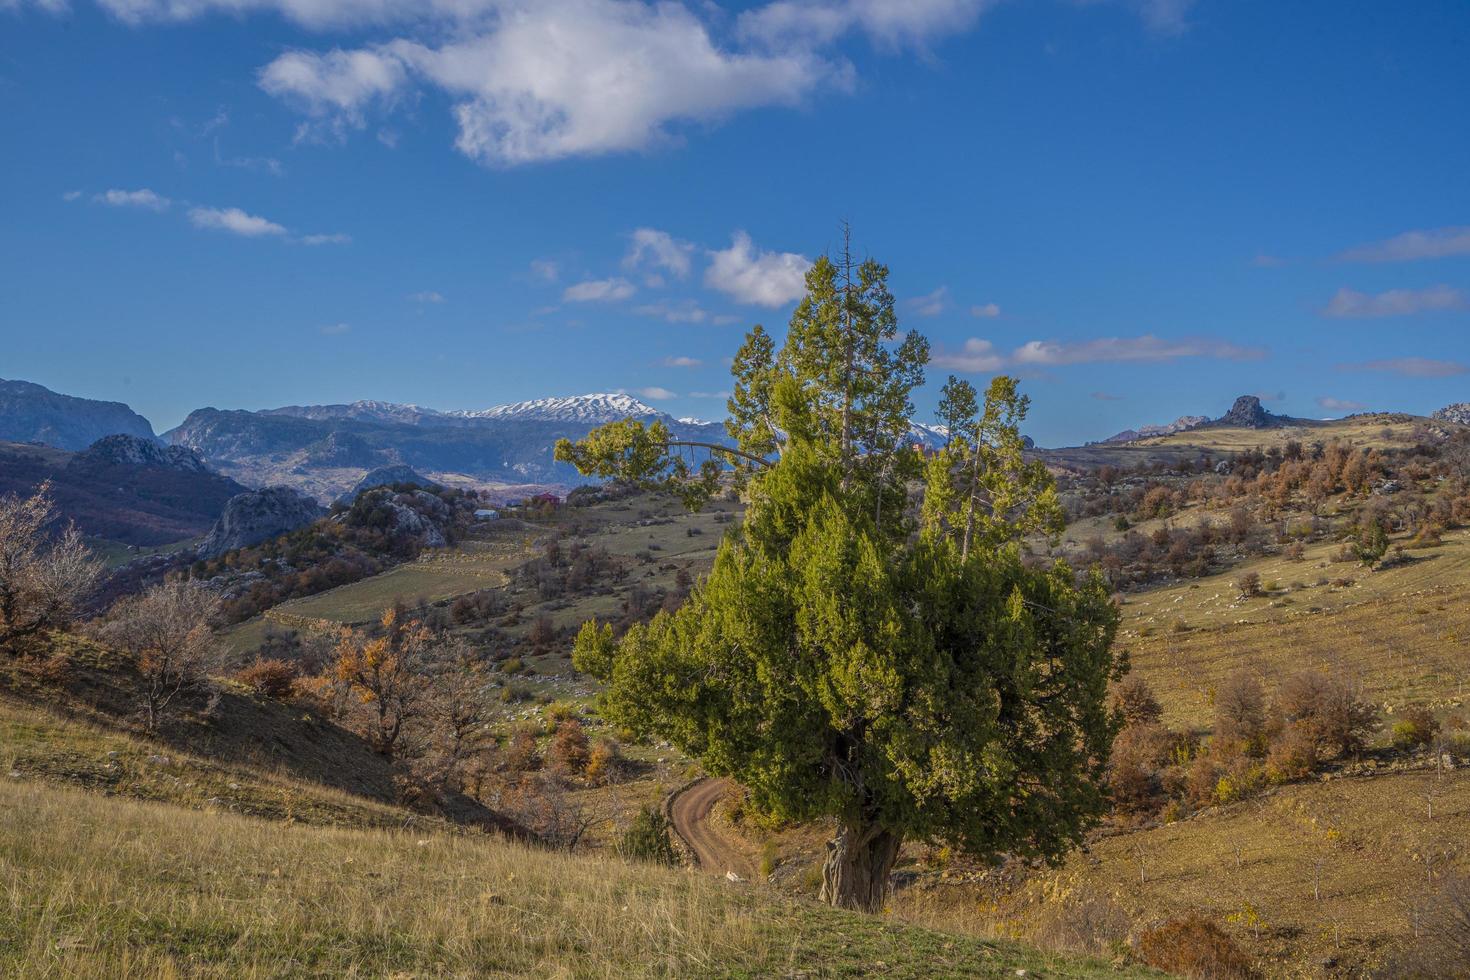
[668,777,756,880]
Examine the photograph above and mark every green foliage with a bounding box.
[1353,520,1389,566]
[562,236,1121,909]
[617,804,678,866]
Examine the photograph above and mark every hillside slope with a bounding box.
[0,777,1153,979]
[0,438,248,546]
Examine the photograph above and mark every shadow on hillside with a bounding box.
[1,641,531,841]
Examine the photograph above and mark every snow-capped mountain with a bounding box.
[453,393,670,425]
[262,400,447,426]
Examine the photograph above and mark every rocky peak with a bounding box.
[336,464,439,506]
[198,487,326,559]
[1215,395,1275,428]
[71,434,209,473]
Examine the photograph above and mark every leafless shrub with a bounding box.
[0,485,103,653]
[94,580,223,731]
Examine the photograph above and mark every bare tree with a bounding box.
[0,485,104,653]
[421,658,497,796]
[331,609,431,757]
[96,580,223,731]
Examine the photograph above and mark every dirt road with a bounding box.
[668,777,757,880]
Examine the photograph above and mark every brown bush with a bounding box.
[585,737,623,786]
[1265,722,1318,782]
[1391,705,1440,751]
[504,727,543,772]
[1235,571,1262,597]
[1214,672,1267,756]
[1138,914,1257,978]
[1114,676,1163,726]
[547,719,590,775]
[1277,670,1377,757]
[233,657,300,698]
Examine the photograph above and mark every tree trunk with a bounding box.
[819,822,902,912]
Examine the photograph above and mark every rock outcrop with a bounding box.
[336,464,439,505]
[1213,395,1278,428]
[70,434,209,473]
[0,378,156,451]
[198,487,326,559]
[1432,403,1470,426]
[1099,415,1209,444]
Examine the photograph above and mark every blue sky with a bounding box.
[2,0,1468,446]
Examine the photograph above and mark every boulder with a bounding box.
[198,487,325,559]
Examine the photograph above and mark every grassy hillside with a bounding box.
[0,777,1151,979]
[1118,528,1470,726]
[1041,412,1456,471]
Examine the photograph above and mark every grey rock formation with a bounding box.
[0,378,156,451]
[337,464,439,505]
[198,487,326,559]
[1431,403,1470,426]
[1214,395,1277,428]
[70,434,209,473]
[1098,415,1209,444]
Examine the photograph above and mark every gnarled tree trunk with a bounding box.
[819,821,902,912]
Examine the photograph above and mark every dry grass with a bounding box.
[941,769,1470,975]
[0,778,1150,979]
[1120,530,1470,728]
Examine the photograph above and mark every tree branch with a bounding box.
[664,440,774,470]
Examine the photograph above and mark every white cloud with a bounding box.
[1339,357,1467,378]
[257,46,407,141]
[624,227,694,280]
[690,389,731,399]
[1012,334,1263,365]
[299,231,352,245]
[906,286,949,317]
[1321,285,1468,318]
[636,386,677,400]
[410,291,446,303]
[61,190,82,202]
[530,258,560,282]
[935,333,1263,373]
[1114,0,1196,36]
[738,0,995,50]
[933,338,1005,373]
[1316,396,1366,412]
[94,188,171,211]
[319,322,351,335]
[704,231,810,307]
[1338,226,1470,263]
[187,206,288,237]
[254,1,842,166]
[970,302,1001,318]
[563,277,636,302]
[661,355,702,367]
[634,299,710,323]
[63,0,1186,166]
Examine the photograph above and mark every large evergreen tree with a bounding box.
[557,238,1122,911]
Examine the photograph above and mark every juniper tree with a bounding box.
[557,238,1121,912]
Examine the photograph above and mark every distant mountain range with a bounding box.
[163,393,733,501]
[5,379,1466,516]
[0,378,156,451]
